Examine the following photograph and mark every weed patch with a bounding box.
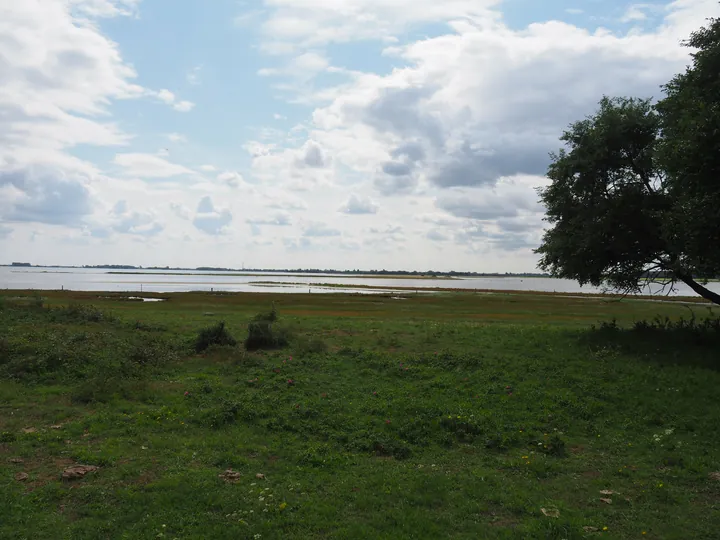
[194,321,237,352]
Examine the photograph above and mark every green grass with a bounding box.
[1,290,719,539]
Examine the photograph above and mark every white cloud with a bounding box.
[3,0,718,273]
[621,4,654,23]
[193,196,233,235]
[168,133,187,143]
[303,221,341,237]
[217,171,244,187]
[169,202,191,220]
[187,65,202,85]
[173,100,195,112]
[257,0,501,51]
[104,199,164,236]
[247,212,293,226]
[339,194,379,214]
[69,0,140,18]
[154,88,195,112]
[113,153,194,178]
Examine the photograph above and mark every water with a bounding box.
[0,267,717,298]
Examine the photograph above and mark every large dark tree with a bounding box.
[536,15,720,304]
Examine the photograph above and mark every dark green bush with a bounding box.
[253,302,278,323]
[244,306,290,351]
[245,320,290,351]
[195,321,237,353]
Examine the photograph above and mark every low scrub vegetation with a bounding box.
[194,321,237,352]
[1,292,720,539]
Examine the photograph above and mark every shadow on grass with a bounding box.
[581,315,720,371]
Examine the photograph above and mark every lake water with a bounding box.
[1,267,718,299]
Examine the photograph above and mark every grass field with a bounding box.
[1,290,720,539]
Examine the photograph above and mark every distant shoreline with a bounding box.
[0,265,550,279]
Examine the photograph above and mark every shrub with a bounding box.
[253,302,278,323]
[245,321,290,351]
[244,306,290,351]
[195,321,237,353]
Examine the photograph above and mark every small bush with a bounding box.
[244,306,290,351]
[245,321,290,351]
[253,302,278,323]
[195,321,237,353]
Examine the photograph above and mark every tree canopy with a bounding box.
[536,14,720,304]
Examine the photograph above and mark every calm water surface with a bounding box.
[1,267,717,298]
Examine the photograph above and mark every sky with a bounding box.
[0,0,717,272]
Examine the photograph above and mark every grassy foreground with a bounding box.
[1,290,720,539]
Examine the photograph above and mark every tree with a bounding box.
[536,14,720,304]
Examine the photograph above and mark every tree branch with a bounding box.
[675,271,720,305]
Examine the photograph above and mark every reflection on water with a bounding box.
[1,267,718,299]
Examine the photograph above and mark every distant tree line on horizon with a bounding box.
[1,263,551,278]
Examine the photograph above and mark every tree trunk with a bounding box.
[676,272,720,305]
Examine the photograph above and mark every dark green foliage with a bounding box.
[252,302,278,323]
[194,321,237,352]
[537,16,720,305]
[0,303,177,384]
[245,306,290,351]
[656,17,720,278]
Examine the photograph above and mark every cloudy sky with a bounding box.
[0,0,716,271]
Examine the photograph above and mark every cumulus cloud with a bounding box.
[217,171,244,188]
[303,221,341,237]
[167,133,187,143]
[256,0,499,51]
[247,139,335,189]
[283,236,315,250]
[0,0,143,167]
[107,199,164,236]
[435,176,545,220]
[293,0,717,205]
[259,52,330,80]
[113,153,194,178]
[0,167,93,226]
[169,202,191,220]
[266,197,308,211]
[339,194,378,215]
[154,89,195,112]
[247,213,293,226]
[426,229,449,242]
[295,141,329,168]
[193,196,232,235]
